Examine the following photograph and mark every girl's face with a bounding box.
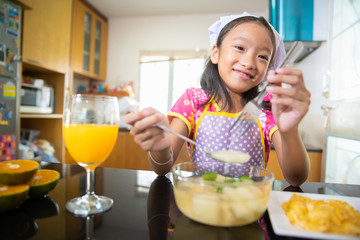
[211,22,274,95]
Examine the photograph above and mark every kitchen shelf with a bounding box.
[20,114,63,119]
[21,62,66,162]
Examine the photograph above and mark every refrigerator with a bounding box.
[0,0,21,161]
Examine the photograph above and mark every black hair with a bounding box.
[199,16,277,111]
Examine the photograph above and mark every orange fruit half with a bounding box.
[0,184,29,212]
[0,160,39,185]
[27,169,60,198]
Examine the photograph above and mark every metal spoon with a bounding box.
[155,124,250,163]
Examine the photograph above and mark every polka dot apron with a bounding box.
[192,103,265,176]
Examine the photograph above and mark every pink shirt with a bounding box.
[168,88,277,167]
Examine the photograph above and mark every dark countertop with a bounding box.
[1,162,358,240]
[119,126,130,131]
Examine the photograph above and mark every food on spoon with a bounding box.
[27,169,60,198]
[0,184,29,212]
[282,193,360,237]
[210,150,250,163]
[0,160,39,185]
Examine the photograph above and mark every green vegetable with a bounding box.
[215,186,223,193]
[224,178,236,183]
[209,184,223,193]
[238,176,254,183]
[202,172,217,181]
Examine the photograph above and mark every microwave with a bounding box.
[20,84,54,114]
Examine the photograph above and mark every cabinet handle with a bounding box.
[26,58,43,65]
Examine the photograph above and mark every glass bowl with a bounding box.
[171,162,274,227]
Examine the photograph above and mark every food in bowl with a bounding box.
[171,162,274,227]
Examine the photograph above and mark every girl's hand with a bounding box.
[124,108,172,151]
[266,68,311,133]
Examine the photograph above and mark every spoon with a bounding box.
[155,124,250,163]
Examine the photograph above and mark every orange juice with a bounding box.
[63,124,118,170]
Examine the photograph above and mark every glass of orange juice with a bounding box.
[63,94,119,216]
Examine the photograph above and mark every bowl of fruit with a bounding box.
[171,161,274,227]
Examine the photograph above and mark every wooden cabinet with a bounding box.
[20,63,66,161]
[267,150,322,182]
[19,0,109,163]
[22,0,72,73]
[92,132,190,170]
[70,0,108,81]
[20,0,72,162]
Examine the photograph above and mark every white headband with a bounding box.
[208,12,286,72]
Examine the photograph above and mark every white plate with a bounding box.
[268,191,360,240]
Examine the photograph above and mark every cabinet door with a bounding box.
[93,15,108,81]
[71,0,107,81]
[267,150,322,182]
[22,0,72,73]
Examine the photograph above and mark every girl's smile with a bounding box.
[232,67,254,80]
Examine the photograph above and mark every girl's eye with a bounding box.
[235,46,244,51]
[259,55,269,61]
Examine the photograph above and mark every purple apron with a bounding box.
[192,103,265,176]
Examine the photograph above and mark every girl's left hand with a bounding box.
[266,68,311,133]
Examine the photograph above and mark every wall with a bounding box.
[106,12,266,94]
[296,43,328,149]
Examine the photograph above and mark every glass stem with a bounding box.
[86,169,95,196]
[86,216,95,240]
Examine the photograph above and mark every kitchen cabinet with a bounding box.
[20,63,66,161]
[19,0,109,163]
[19,0,72,162]
[22,0,72,73]
[267,149,322,182]
[70,0,108,81]
[11,0,32,9]
[99,132,190,170]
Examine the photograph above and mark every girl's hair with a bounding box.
[200,16,277,111]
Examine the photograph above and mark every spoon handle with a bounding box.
[155,123,205,151]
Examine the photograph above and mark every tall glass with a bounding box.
[63,94,119,216]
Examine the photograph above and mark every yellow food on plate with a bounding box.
[281,193,360,237]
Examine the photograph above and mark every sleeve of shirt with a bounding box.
[259,108,277,168]
[167,88,197,136]
[261,109,277,141]
[260,94,278,142]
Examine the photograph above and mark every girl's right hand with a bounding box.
[124,108,172,152]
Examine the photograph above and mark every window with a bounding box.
[139,51,206,115]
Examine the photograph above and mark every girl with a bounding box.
[125,12,310,186]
